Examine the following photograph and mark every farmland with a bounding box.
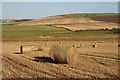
[2,41,119,79]
[16,13,118,31]
[2,25,118,41]
[2,13,119,79]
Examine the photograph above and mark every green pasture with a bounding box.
[63,13,118,18]
[2,25,114,37]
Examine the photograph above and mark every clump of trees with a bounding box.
[110,28,120,34]
[14,19,34,22]
[99,28,120,34]
[74,28,120,34]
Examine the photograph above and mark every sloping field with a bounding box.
[16,13,118,31]
[2,13,119,79]
[17,15,66,25]
[90,15,118,23]
[53,22,117,31]
[17,17,96,25]
[2,25,118,41]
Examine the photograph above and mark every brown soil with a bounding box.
[90,15,119,23]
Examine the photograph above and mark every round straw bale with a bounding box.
[91,43,94,46]
[73,45,77,48]
[92,44,97,48]
[112,41,115,43]
[49,45,58,60]
[80,44,83,47]
[43,42,48,46]
[67,47,78,65]
[60,42,63,44]
[49,45,78,64]
[100,41,103,43]
[20,45,34,54]
[118,44,120,47]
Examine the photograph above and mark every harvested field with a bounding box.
[17,17,96,25]
[53,22,118,31]
[90,15,118,23]
[2,13,119,79]
[2,41,119,79]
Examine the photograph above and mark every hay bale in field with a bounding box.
[91,43,94,46]
[112,41,115,43]
[20,45,34,54]
[49,45,78,64]
[76,44,83,48]
[73,45,77,48]
[99,41,103,43]
[92,44,97,48]
[60,42,63,44]
[91,43,97,46]
[73,44,83,48]
[118,44,120,47]
[43,42,48,46]
[80,44,83,47]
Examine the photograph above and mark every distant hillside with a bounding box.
[16,13,118,31]
[14,19,34,22]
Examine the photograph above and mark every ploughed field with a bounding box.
[2,41,119,78]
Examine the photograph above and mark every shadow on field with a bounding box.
[15,53,22,54]
[33,57,58,64]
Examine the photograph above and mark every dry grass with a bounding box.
[38,45,44,51]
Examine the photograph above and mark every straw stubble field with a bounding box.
[2,41,119,79]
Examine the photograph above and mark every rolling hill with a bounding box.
[7,13,119,31]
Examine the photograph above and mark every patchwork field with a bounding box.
[2,25,118,41]
[15,13,118,31]
[2,13,119,79]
